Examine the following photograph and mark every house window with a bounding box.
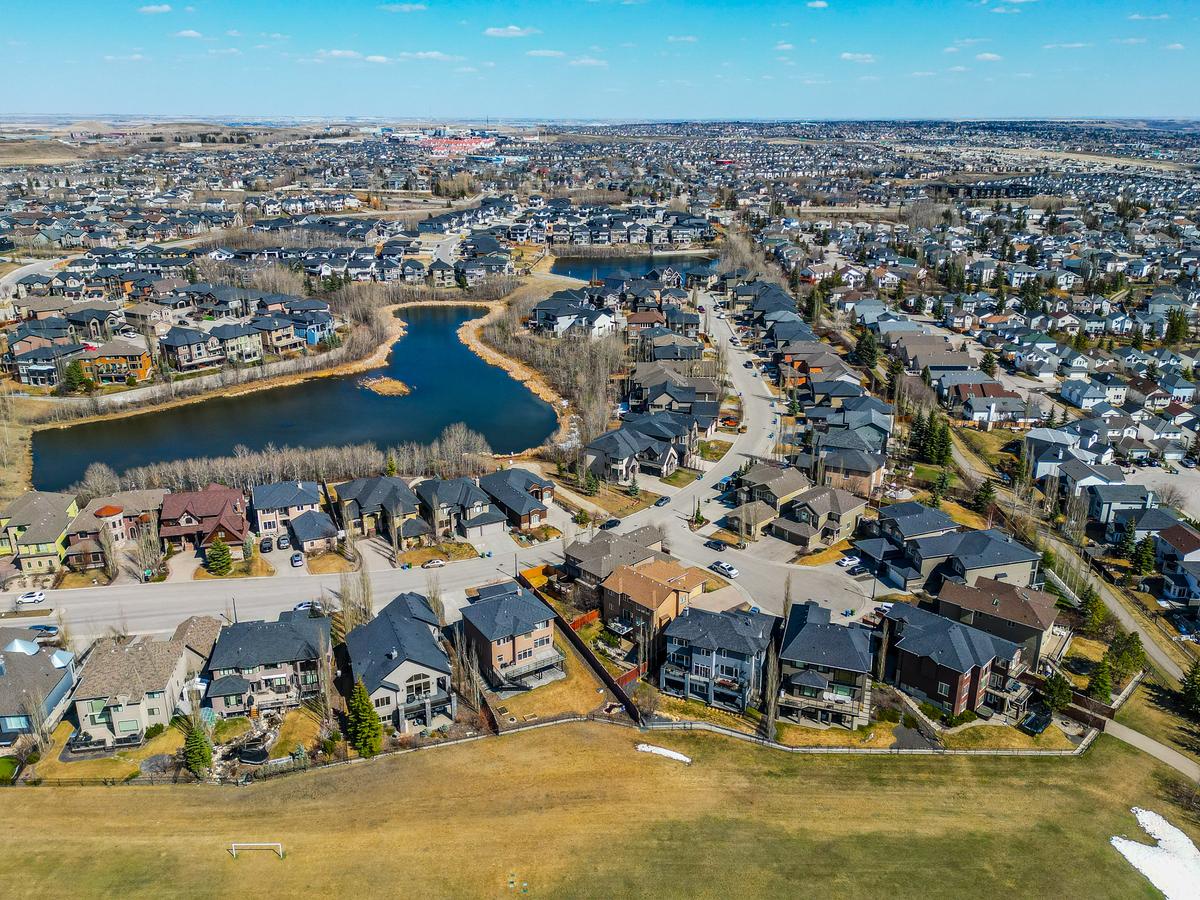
[516,648,533,662]
[223,695,240,708]
[534,636,551,649]
[374,696,391,708]
[693,664,711,679]
[405,673,431,703]
[937,682,950,697]
[718,665,739,679]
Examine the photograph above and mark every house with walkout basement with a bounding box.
[250,481,321,538]
[658,607,775,712]
[205,611,332,719]
[344,593,455,734]
[460,581,563,690]
[70,637,188,750]
[778,601,874,729]
[0,627,76,747]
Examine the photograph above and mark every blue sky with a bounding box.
[3,0,1197,119]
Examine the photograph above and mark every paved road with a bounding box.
[6,290,882,642]
[0,255,68,296]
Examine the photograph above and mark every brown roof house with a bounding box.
[158,484,248,555]
[71,637,188,749]
[600,558,709,665]
[171,615,223,677]
[936,578,1059,668]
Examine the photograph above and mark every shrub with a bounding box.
[875,707,901,724]
[901,713,918,730]
[25,751,40,765]
[144,723,166,740]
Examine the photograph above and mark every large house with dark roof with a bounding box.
[71,636,188,749]
[460,581,562,689]
[478,467,554,530]
[345,593,454,734]
[158,484,248,554]
[334,475,429,549]
[0,627,77,746]
[778,601,874,729]
[414,477,507,541]
[206,610,331,719]
[250,480,321,538]
[659,607,775,712]
[936,577,1059,667]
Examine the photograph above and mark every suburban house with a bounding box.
[289,510,340,555]
[250,480,321,537]
[770,485,867,550]
[170,615,222,677]
[345,593,455,734]
[936,578,1059,668]
[206,611,332,719]
[63,489,165,572]
[0,491,79,573]
[778,601,874,729]
[879,604,1024,718]
[478,468,555,530]
[460,581,563,689]
[414,477,508,541]
[71,637,188,749]
[561,526,668,604]
[659,608,775,712]
[158,484,248,554]
[335,476,429,548]
[600,559,710,662]
[0,627,76,746]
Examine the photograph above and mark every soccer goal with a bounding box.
[229,842,285,859]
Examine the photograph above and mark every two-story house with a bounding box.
[414,477,507,541]
[345,593,455,734]
[335,475,429,548]
[205,611,332,719]
[71,637,188,749]
[0,627,76,744]
[460,581,562,689]
[478,468,555,530]
[250,481,321,538]
[659,607,774,712]
[158,484,248,554]
[778,601,874,729]
[0,491,79,573]
[936,577,1059,669]
[600,559,710,665]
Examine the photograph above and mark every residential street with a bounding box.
[6,290,884,642]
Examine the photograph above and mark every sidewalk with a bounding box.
[1105,720,1200,781]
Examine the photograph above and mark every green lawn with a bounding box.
[212,717,252,745]
[0,725,1188,898]
[0,756,18,783]
[661,469,700,488]
[1116,682,1200,766]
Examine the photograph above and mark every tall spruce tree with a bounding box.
[206,537,232,576]
[347,677,383,757]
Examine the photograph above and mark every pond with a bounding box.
[550,252,718,283]
[31,305,559,490]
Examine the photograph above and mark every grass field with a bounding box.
[1,724,1191,898]
[774,720,899,749]
[699,439,733,462]
[31,721,185,782]
[792,539,852,567]
[0,756,18,782]
[270,709,323,760]
[491,640,610,724]
[194,557,276,580]
[1116,682,1200,766]
[940,723,1075,751]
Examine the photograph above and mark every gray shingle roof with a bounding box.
[209,611,330,671]
[780,602,873,674]
[345,593,450,694]
[886,604,1019,674]
[461,582,554,642]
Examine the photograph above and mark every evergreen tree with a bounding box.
[972,479,997,514]
[627,475,640,498]
[347,677,383,757]
[855,330,879,368]
[932,418,953,466]
[1132,535,1157,577]
[62,360,85,393]
[1117,524,1137,561]
[1106,632,1145,683]
[1181,660,1200,717]
[583,468,599,496]
[206,537,233,576]
[385,452,397,477]
[886,355,905,400]
[184,723,213,776]
[980,351,997,378]
[1079,585,1109,636]
[1042,672,1073,713]
[909,410,928,454]
[1087,656,1113,701]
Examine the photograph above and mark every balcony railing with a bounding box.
[497,648,565,681]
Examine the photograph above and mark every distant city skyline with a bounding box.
[4,0,1198,119]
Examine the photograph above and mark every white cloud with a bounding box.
[943,46,959,53]
[667,35,698,42]
[209,47,241,55]
[1129,13,1169,20]
[775,41,794,51]
[397,50,461,61]
[976,52,1003,61]
[840,52,875,63]
[858,74,879,82]
[807,1,829,7]
[483,25,540,38]
[947,65,968,72]
[455,65,477,73]
[569,56,608,66]
[225,29,242,37]
[526,49,566,57]
[323,48,362,58]
[138,4,171,13]
[105,52,148,61]
[365,54,391,63]
[173,29,202,38]
[379,3,426,10]
[1112,37,1146,44]
[991,7,1022,14]
[1042,42,1091,49]
[910,70,936,77]
[1165,42,1185,50]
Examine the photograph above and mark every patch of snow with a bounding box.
[1110,807,1200,900]
[636,743,692,765]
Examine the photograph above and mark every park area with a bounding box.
[0,723,1193,897]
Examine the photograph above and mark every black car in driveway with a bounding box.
[654,496,670,507]
[599,518,621,530]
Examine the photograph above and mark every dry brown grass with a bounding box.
[30,721,185,782]
[1116,682,1200,766]
[792,539,852,567]
[2,725,1190,898]
[655,694,759,734]
[490,640,609,723]
[194,556,276,580]
[304,553,355,575]
[774,720,899,749]
[397,542,479,566]
[941,723,1075,751]
[269,708,323,760]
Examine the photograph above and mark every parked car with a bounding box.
[260,536,274,554]
[654,496,671,507]
[421,558,447,569]
[710,561,739,578]
[276,534,291,550]
[847,565,869,577]
[293,600,323,614]
[290,552,304,568]
[1183,458,1197,469]
[15,591,45,606]
[599,518,621,530]
[837,555,861,568]
[705,539,727,551]
[28,623,59,639]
